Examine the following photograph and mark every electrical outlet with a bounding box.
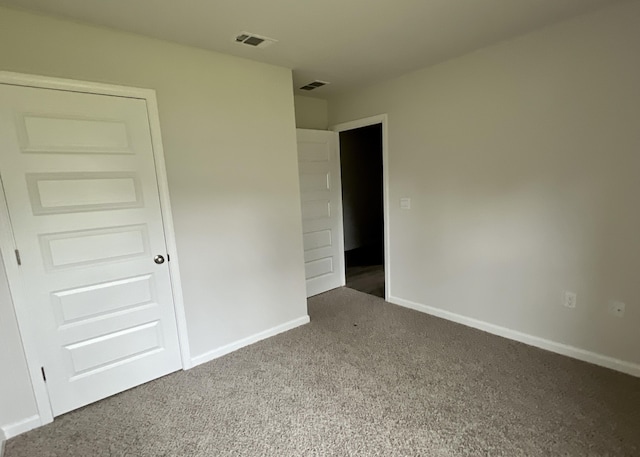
[563,291,577,309]
[608,301,625,318]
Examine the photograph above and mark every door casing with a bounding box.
[331,114,390,301]
[0,71,192,428]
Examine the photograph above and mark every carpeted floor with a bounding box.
[6,288,640,456]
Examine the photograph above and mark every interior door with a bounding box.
[0,84,182,416]
[296,129,345,297]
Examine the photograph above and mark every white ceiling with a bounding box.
[0,0,626,97]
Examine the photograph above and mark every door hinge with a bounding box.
[41,367,47,382]
[15,249,21,266]
[167,254,171,262]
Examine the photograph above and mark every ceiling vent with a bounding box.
[299,80,330,91]
[234,32,277,48]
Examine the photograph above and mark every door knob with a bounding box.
[154,255,165,264]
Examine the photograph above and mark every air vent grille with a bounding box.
[300,80,330,91]
[234,32,277,48]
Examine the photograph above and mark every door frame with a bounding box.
[0,71,191,428]
[331,114,390,301]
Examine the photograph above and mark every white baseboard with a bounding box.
[388,295,640,378]
[1,415,41,440]
[190,315,311,368]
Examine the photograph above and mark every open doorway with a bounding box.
[339,124,385,298]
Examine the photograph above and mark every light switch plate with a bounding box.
[400,197,411,210]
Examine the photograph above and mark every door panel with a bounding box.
[296,129,345,297]
[0,84,182,416]
[26,172,142,214]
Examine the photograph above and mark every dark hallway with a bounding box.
[339,124,384,298]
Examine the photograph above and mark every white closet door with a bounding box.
[0,84,182,416]
[296,129,345,297]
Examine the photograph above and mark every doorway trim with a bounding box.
[0,71,191,431]
[331,114,390,301]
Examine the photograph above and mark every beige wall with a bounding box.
[294,95,329,130]
[0,6,307,428]
[329,1,640,366]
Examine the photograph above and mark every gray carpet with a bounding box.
[6,287,640,456]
